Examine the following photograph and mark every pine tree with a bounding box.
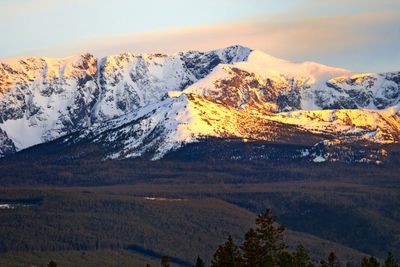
[241,228,263,267]
[327,252,340,267]
[320,260,329,267]
[292,245,314,267]
[361,256,380,267]
[260,254,274,267]
[161,255,170,267]
[211,235,242,267]
[319,253,340,267]
[384,252,399,267]
[255,208,287,264]
[277,251,295,267]
[195,256,206,267]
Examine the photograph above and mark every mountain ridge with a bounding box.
[0,45,399,160]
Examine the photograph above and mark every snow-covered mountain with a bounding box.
[0,45,251,152]
[0,45,399,161]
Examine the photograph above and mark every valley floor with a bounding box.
[0,157,399,266]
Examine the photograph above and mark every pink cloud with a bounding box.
[9,10,400,72]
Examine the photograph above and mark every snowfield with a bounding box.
[0,45,399,160]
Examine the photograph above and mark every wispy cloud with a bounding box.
[40,11,400,72]
[1,0,399,72]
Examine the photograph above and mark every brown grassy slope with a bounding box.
[0,187,368,265]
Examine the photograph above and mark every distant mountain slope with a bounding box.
[0,45,251,153]
[0,45,399,160]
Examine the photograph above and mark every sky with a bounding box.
[0,0,399,72]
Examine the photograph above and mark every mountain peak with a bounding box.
[237,49,353,84]
[0,46,399,160]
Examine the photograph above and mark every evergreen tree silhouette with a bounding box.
[255,208,287,265]
[194,255,206,267]
[211,235,242,267]
[384,252,399,267]
[241,228,263,267]
[361,256,380,267]
[292,245,314,267]
[161,255,170,267]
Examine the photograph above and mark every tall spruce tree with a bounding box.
[211,235,242,267]
[292,245,314,267]
[384,252,399,267]
[255,208,287,265]
[241,228,263,267]
[362,256,380,267]
[327,252,340,267]
[195,256,206,267]
[277,251,295,267]
[320,253,340,267]
[161,255,170,267]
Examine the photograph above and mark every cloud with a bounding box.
[39,11,399,72]
[1,0,398,72]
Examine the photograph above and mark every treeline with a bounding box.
[207,209,399,267]
[44,208,399,267]
[1,149,398,186]
[46,208,397,267]
[137,209,398,267]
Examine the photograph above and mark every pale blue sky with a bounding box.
[0,0,298,55]
[1,0,399,72]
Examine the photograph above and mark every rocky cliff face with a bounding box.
[0,128,15,156]
[0,45,399,160]
[0,45,251,153]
